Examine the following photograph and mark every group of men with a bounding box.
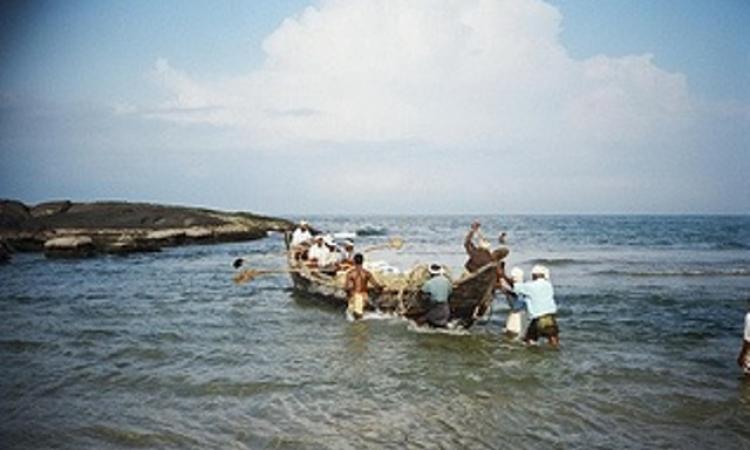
[462,221,560,347]
[291,221,356,273]
[291,219,561,348]
[290,221,380,319]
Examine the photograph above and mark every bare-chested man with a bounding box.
[344,253,383,320]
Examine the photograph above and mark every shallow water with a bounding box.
[2,215,750,449]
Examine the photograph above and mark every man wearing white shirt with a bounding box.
[307,235,329,266]
[738,301,750,377]
[291,221,313,247]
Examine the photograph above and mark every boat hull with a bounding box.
[288,260,498,328]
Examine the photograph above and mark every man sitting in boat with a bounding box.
[318,236,343,275]
[415,264,453,328]
[331,239,356,272]
[344,253,384,320]
[464,222,509,273]
[291,220,313,247]
[307,235,329,267]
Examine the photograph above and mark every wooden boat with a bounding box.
[287,254,499,329]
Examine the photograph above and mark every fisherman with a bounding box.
[341,240,355,262]
[319,236,342,274]
[307,235,329,267]
[291,220,313,247]
[498,232,508,245]
[502,266,527,338]
[344,253,384,320]
[337,240,356,269]
[504,264,560,348]
[464,222,509,273]
[416,264,453,328]
[738,299,750,377]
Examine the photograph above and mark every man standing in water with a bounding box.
[504,264,560,348]
[738,300,750,377]
[416,264,453,328]
[502,267,527,338]
[344,253,383,320]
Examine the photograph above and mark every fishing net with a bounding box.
[329,264,453,292]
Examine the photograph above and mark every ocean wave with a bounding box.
[525,257,594,267]
[714,241,750,250]
[594,268,750,277]
[355,225,388,236]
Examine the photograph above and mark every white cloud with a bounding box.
[144,0,693,149]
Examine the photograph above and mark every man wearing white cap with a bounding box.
[318,236,342,273]
[507,264,559,347]
[291,220,313,247]
[738,300,750,377]
[416,264,453,327]
[307,234,330,267]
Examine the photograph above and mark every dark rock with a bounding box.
[0,240,11,263]
[0,200,31,229]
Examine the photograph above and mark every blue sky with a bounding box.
[1,0,748,214]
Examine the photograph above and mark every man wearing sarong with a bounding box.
[502,267,527,338]
[738,300,750,377]
[416,264,453,328]
[508,264,560,348]
[344,253,383,320]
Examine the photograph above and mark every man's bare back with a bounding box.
[346,266,375,294]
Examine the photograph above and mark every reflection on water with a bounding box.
[1,215,750,449]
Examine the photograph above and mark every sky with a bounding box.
[0,0,748,215]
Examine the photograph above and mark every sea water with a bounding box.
[1,215,749,449]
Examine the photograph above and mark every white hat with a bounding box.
[531,264,550,279]
[428,263,444,276]
[323,235,335,246]
[478,239,491,250]
[300,220,308,226]
[343,239,354,248]
[510,267,524,284]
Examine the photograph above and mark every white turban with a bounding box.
[531,264,550,280]
[510,267,524,284]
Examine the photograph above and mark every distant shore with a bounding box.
[0,200,293,260]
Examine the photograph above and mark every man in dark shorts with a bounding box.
[416,264,453,328]
[505,264,560,348]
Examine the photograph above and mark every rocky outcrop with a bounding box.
[44,236,96,258]
[0,200,31,229]
[104,235,161,255]
[0,240,11,263]
[0,199,293,259]
[30,200,72,218]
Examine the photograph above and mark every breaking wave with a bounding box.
[525,257,594,267]
[594,268,750,277]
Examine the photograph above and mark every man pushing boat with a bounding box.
[344,253,384,320]
[464,221,509,273]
